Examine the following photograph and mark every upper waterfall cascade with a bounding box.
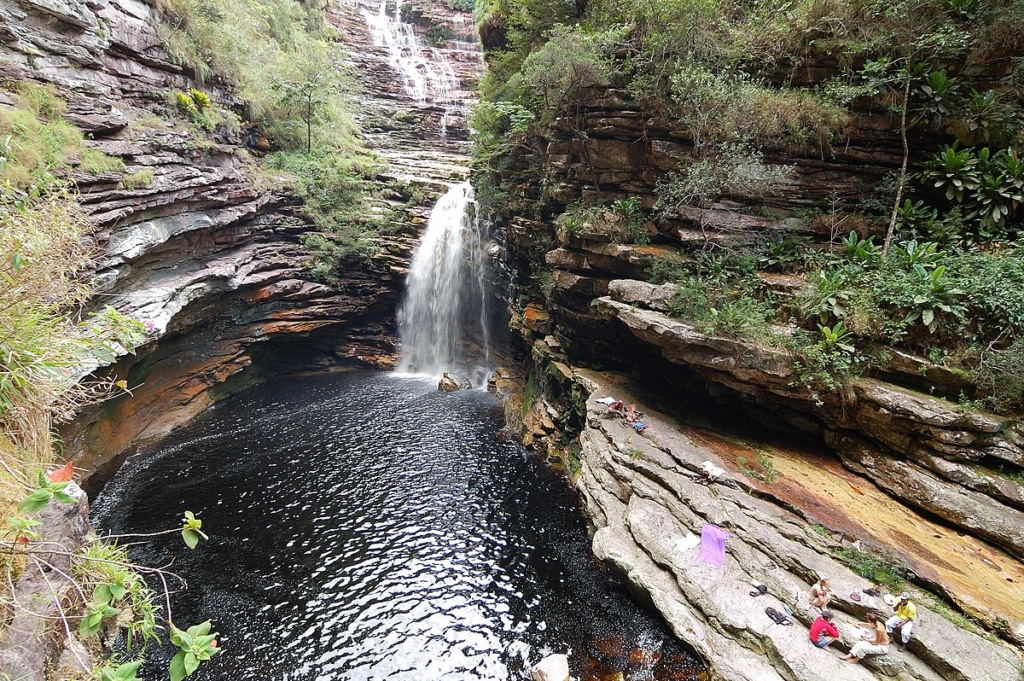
[396,182,493,384]
[359,0,475,137]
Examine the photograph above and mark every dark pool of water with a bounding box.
[92,371,704,680]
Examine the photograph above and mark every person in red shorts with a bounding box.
[809,610,840,648]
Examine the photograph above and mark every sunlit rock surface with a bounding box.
[572,368,1023,681]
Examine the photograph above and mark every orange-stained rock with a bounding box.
[523,303,552,334]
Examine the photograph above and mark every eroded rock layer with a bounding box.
[571,368,1022,681]
[0,0,481,472]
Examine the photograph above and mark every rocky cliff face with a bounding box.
[571,368,1021,681]
[0,0,481,476]
[498,83,1024,673]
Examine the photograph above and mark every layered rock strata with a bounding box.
[1,0,481,472]
[572,368,1023,681]
[498,80,1024,650]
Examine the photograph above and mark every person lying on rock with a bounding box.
[809,610,840,649]
[885,592,917,651]
[597,395,627,417]
[841,613,890,664]
[809,578,832,610]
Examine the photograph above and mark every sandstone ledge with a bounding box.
[593,289,1024,566]
[572,369,1023,681]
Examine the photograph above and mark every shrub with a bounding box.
[119,168,156,190]
[507,24,620,113]
[669,61,848,152]
[269,147,387,271]
[157,0,361,153]
[79,148,126,175]
[920,143,1024,241]
[972,338,1024,413]
[647,254,691,284]
[425,23,455,46]
[0,185,146,455]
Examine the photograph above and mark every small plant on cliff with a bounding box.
[737,453,777,484]
[425,23,455,46]
[0,84,122,192]
[272,69,338,154]
[836,545,908,591]
[120,168,156,190]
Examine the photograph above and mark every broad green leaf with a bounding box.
[169,625,184,647]
[93,584,112,604]
[182,528,199,549]
[114,660,142,680]
[184,651,200,675]
[169,651,187,681]
[922,309,935,326]
[189,621,212,637]
[110,583,127,600]
[19,490,51,514]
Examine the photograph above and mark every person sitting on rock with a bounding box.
[842,613,890,664]
[809,610,840,649]
[809,578,832,610]
[885,592,917,651]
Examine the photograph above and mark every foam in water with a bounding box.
[396,182,492,384]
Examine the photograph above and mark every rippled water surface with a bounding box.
[93,371,703,680]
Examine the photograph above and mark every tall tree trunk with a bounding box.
[883,73,912,258]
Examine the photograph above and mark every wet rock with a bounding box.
[531,653,570,681]
[486,365,519,397]
[438,371,471,392]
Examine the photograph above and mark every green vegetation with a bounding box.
[0,83,123,191]
[157,0,391,275]
[474,0,1024,414]
[425,23,455,46]
[120,167,157,190]
[737,452,778,484]
[836,545,909,591]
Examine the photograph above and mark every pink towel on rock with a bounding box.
[698,523,732,569]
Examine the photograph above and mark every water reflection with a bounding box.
[93,371,704,680]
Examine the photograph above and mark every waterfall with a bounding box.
[361,0,461,110]
[396,182,492,383]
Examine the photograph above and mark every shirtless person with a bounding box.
[809,578,832,610]
[842,613,890,664]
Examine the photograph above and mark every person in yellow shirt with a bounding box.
[885,592,917,650]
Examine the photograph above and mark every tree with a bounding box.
[273,72,334,153]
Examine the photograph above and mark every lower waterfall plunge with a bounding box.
[396,182,493,384]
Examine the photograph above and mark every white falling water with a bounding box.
[396,182,492,382]
[362,0,461,112]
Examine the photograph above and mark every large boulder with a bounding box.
[438,371,471,392]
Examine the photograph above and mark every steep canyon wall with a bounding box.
[0,0,481,475]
